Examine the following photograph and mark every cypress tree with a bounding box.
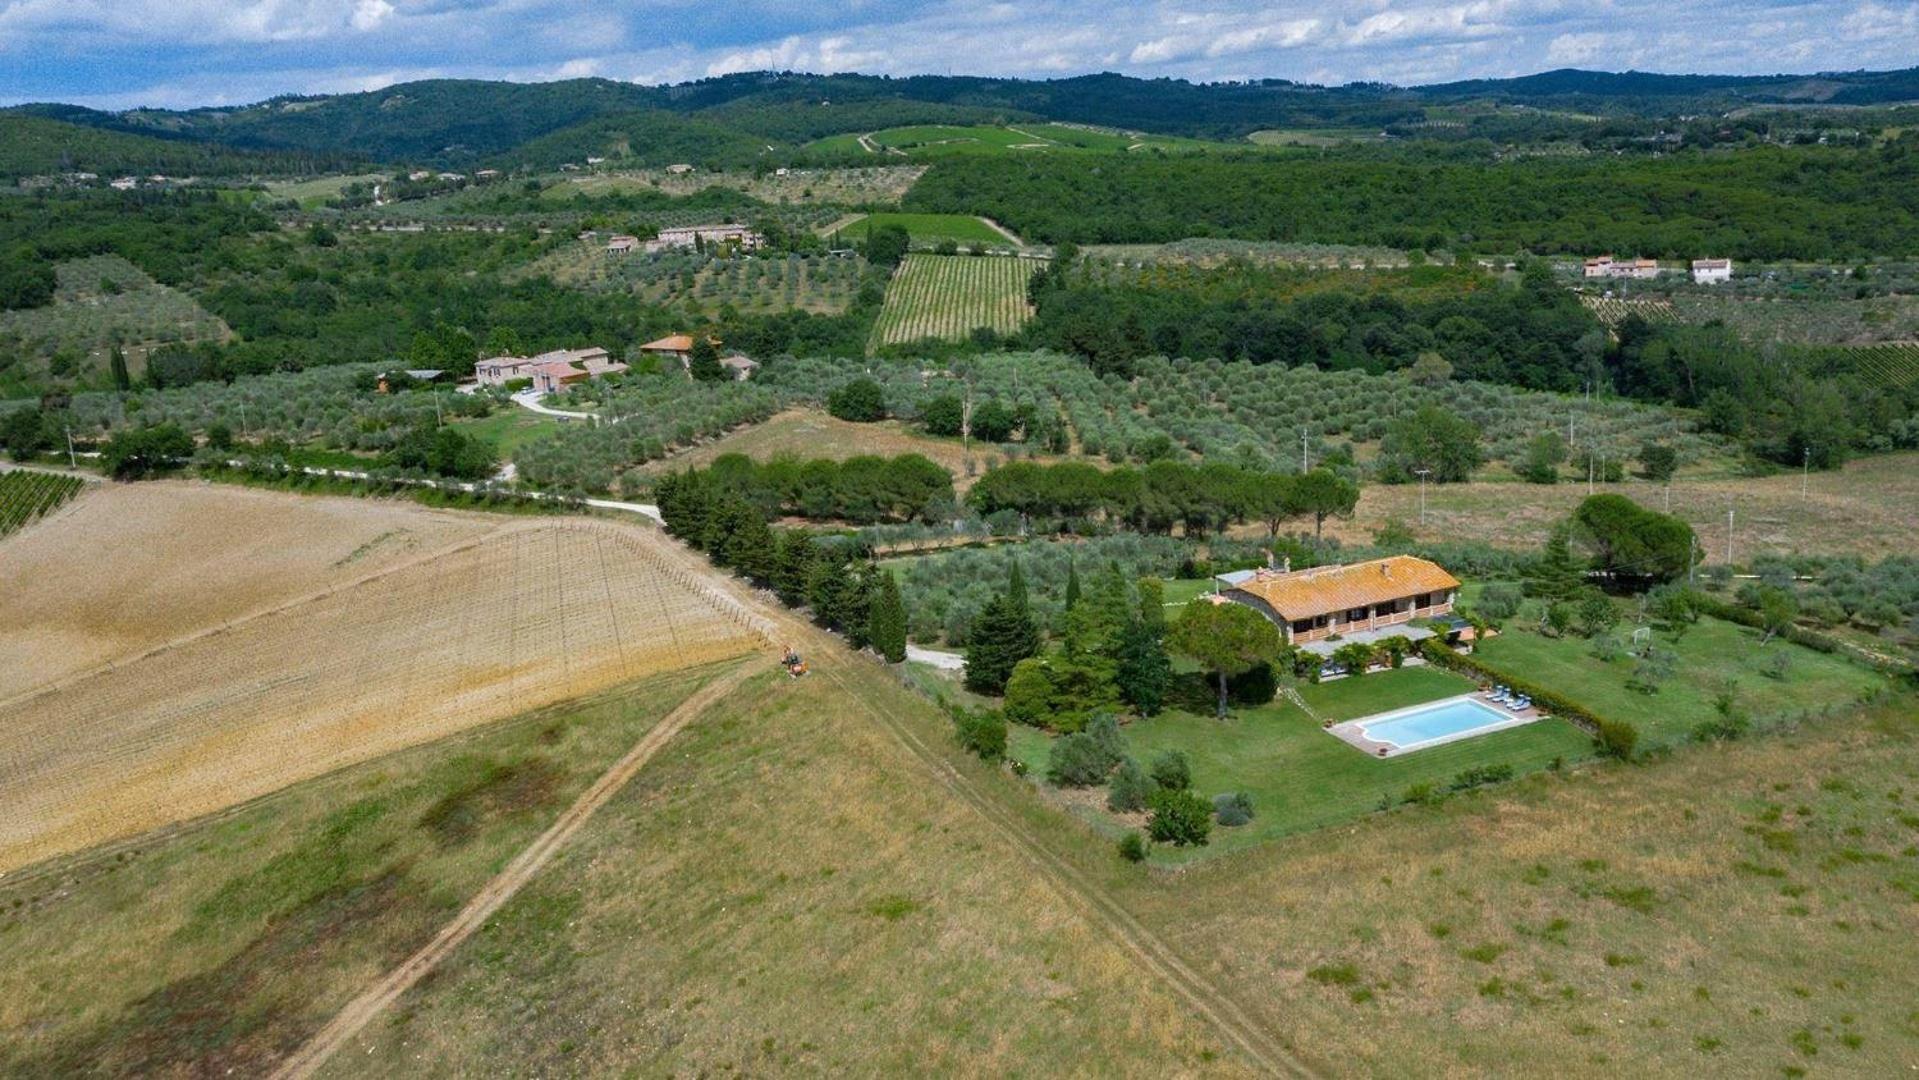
[1063,560,1081,612]
[109,347,130,392]
[1116,618,1172,716]
[869,570,908,663]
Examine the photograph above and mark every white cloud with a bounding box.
[5,0,1918,108]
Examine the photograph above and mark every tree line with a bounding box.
[965,458,1360,537]
[660,452,954,526]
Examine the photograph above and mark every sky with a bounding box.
[1,0,1915,109]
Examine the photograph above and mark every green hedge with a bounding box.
[1418,639,1633,755]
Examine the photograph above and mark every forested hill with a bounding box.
[0,114,352,179]
[18,64,1919,169]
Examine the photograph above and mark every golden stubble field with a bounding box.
[0,485,769,874]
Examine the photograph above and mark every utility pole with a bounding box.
[1415,468,1431,527]
[1687,535,1700,586]
[65,426,77,469]
[1801,446,1810,501]
[962,378,974,455]
[1300,426,1310,473]
[1725,496,1735,567]
[434,390,443,428]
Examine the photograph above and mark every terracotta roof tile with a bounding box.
[1226,556,1460,621]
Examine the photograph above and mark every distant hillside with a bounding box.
[20,65,1919,170]
[497,110,775,171]
[0,113,341,179]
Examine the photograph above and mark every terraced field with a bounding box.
[870,253,1041,348]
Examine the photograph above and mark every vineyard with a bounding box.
[1795,340,1919,389]
[0,511,767,874]
[0,256,233,392]
[0,470,85,538]
[1671,293,1919,345]
[870,254,1041,348]
[1578,293,1678,327]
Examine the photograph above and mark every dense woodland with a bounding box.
[906,141,1919,258]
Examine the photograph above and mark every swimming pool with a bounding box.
[1343,695,1534,755]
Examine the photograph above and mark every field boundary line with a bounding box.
[272,658,766,1080]
[0,517,547,712]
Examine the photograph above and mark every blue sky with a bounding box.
[1,1,1915,109]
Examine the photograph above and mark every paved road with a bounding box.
[510,390,595,421]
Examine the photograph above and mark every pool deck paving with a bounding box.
[1327,691,1547,758]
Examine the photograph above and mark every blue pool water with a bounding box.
[1357,697,1516,750]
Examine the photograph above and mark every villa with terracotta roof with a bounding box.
[1222,555,1460,651]
[474,346,626,390]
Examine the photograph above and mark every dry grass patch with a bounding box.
[330,664,1251,1076]
[0,481,493,697]
[1336,452,1919,561]
[0,664,732,1076]
[0,507,762,872]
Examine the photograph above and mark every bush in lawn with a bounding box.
[1117,831,1148,863]
[1594,718,1639,760]
[1518,432,1567,484]
[1474,583,1523,622]
[1147,788,1213,847]
[827,377,886,422]
[1576,590,1620,638]
[1588,631,1626,662]
[1086,713,1126,767]
[1213,791,1255,826]
[1449,764,1515,791]
[1543,601,1576,637]
[952,707,1007,761]
[1107,757,1152,812]
[1002,658,1062,728]
[1047,731,1118,787]
[1763,649,1794,681]
[1149,749,1192,792]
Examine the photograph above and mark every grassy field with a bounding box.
[842,211,1010,246]
[1472,613,1891,748]
[1335,453,1919,562]
[871,253,1041,348]
[1010,666,1595,860]
[449,407,563,457]
[315,661,1250,1074]
[1102,694,1919,1075]
[262,173,385,209]
[637,407,998,487]
[0,663,734,1075]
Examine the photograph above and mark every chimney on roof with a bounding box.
[1282,555,1291,574]
[1380,562,1391,577]
[1266,549,1276,570]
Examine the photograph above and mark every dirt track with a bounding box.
[271,660,767,1080]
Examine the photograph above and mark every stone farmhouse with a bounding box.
[1583,255,1661,280]
[1221,555,1460,652]
[474,346,626,391]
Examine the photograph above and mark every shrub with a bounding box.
[1001,658,1058,727]
[1401,781,1439,805]
[1046,731,1115,787]
[1213,791,1255,826]
[953,707,1007,761]
[1149,749,1192,791]
[1107,757,1152,812]
[1474,583,1523,622]
[1594,718,1639,761]
[1117,831,1147,862]
[1086,713,1127,768]
[1147,787,1213,847]
[1450,764,1515,791]
[827,377,885,422]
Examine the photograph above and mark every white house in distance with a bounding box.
[1691,258,1733,284]
[474,346,626,390]
[604,235,639,255]
[646,224,764,253]
[1583,255,1661,280]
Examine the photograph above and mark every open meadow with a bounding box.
[1338,452,1919,562]
[0,487,766,872]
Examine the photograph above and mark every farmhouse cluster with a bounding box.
[601,224,765,256]
[473,346,628,394]
[1583,254,1735,283]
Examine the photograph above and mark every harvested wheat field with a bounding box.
[0,481,494,698]
[0,498,768,874]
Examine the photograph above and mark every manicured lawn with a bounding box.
[1159,577,1217,611]
[1473,614,1890,749]
[1010,665,1594,861]
[450,408,563,457]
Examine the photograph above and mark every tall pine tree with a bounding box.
[109,347,130,392]
[965,563,1042,694]
[869,571,908,663]
[1526,522,1585,600]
